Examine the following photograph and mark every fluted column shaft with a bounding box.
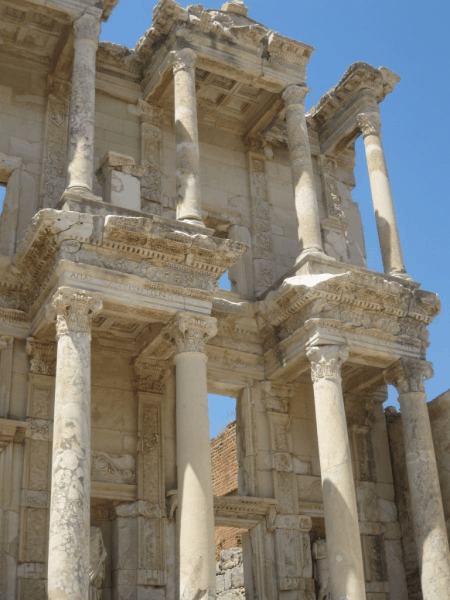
[307,345,366,600]
[47,288,102,600]
[282,85,324,257]
[172,49,203,223]
[67,13,101,191]
[172,313,217,600]
[357,111,409,278]
[385,359,450,600]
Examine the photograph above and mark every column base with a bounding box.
[388,268,413,281]
[57,187,103,212]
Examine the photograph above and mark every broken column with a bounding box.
[96,151,146,211]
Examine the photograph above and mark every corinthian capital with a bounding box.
[172,313,217,355]
[171,49,196,74]
[282,85,310,107]
[306,345,348,382]
[73,13,101,42]
[48,287,102,336]
[357,111,382,137]
[384,358,433,395]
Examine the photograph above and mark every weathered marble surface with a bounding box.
[47,288,102,600]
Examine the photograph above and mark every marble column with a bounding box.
[306,345,366,600]
[47,287,102,600]
[357,111,409,278]
[384,358,450,600]
[67,12,101,191]
[172,313,217,600]
[172,49,203,224]
[282,85,324,258]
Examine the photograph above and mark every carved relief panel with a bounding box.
[137,100,163,215]
[39,76,70,209]
[0,336,14,418]
[318,155,350,264]
[18,370,55,599]
[247,138,276,296]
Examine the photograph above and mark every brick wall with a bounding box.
[211,420,245,559]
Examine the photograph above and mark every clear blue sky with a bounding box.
[6,0,449,435]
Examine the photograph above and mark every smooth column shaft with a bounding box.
[173,49,202,223]
[67,14,100,191]
[358,111,407,276]
[399,392,450,600]
[308,346,366,600]
[283,85,323,256]
[175,352,216,600]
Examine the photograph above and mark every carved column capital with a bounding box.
[47,287,102,336]
[384,358,433,395]
[282,84,310,107]
[73,13,101,43]
[136,99,163,126]
[306,345,348,382]
[357,111,382,137]
[260,381,294,413]
[171,48,196,74]
[26,337,57,376]
[171,313,217,355]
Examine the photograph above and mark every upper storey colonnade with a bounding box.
[60,0,409,286]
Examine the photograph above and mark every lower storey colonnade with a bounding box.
[44,291,450,600]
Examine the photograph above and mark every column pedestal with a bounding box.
[172,313,217,600]
[385,359,450,600]
[307,345,366,600]
[66,12,101,192]
[357,111,410,279]
[47,288,102,600]
[282,85,324,259]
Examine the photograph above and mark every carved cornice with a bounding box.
[260,381,294,413]
[384,358,433,395]
[357,111,381,137]
[48,287,102,336]
[26,337,56,376]
[307,345,348,382]
[172,313,217,355]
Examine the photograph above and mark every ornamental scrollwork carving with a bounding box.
[171,48,196,74]
[306,345,348,382]
[47,287,102,336]
[26,337,56,376]
[282,84,310,107]
[383,358,433,395]
[172,313,217,354]
[357,111,381,137]
[73,13,101,43]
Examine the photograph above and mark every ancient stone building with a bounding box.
[0,0,449,599]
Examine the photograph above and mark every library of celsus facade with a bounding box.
[0,0,449,599]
